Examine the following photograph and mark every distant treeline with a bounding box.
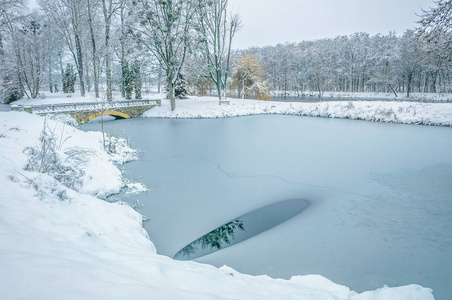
[231,30,452,97]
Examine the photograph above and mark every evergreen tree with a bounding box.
[62,63,76,93]
[166,73,188,99]
[1,73,24,103]
[123,61,133,100]
[132,60,142,99]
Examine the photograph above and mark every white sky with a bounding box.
[228,0,436,49]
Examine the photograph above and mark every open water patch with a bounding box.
[174,199,309,260]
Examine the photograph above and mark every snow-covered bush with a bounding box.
[104,136,138,164]
[46,114,79,127]
[23,120,92,191]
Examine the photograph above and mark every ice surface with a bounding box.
[83,114,452,299]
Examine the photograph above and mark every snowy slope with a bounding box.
[0,111,435,299]
[143,97,452,126]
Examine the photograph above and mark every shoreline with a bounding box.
[142,97,452,127]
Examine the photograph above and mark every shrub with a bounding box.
[23,119,92,191]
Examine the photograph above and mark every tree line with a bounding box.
[234,29,451,98]
[1,0,451,107]
[228,1,452,99]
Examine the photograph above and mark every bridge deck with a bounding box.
[11,99,161,124]
[11,99,161,114]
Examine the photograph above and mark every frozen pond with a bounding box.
[82,115,452,299]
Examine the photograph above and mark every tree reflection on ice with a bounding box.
[175,220,245,259]
[174,199,309,260]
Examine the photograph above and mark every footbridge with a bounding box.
[11,99,161,124]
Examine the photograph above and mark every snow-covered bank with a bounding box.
[143,96,452,126]
[0,111,435,299]
[270,91,452,102]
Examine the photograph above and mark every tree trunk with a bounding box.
[133,61,142,99]
[105,30,112,101]
[74,33,85,97]
[157,67,161,94]
[59,52,64,90]
[87,0,99,98]
[168,75,175,111]
[216,79,222,101]
[48,56,53,93]
[407,71,412,98]
[72,0,85,97]
[431,71,437,93]
[389,84,398,97]
[102,0,112,101]
[120,5,126,98]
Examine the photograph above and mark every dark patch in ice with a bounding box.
[173,199,309,260]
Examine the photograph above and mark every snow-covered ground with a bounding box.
[143,96,452,127]
[1,92,447,299]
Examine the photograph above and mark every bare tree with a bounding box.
[101,0,122,101]
[0,0,28,102]
[195,0,240,102]
[417,0,452,60]
[40,0,86,97]
[15,13,49,98]
[399,30,425,97]
[114,0,136,99]
[86,0,101,98]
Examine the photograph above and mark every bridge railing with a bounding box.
[11,99,161,114]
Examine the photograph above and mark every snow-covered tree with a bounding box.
[101,0,122,101]
[133,0,194,111]
[121,59,142,100]
[15,14,48,98]
[131,60,142,99]
[398,30,425,97]
[85,0,102,98]
[194,0,241,101]
[0,0,28,103]
[122,60,133,100]
[40,0,86,97]
[63,63,76,93]
[166,73,188,99]
[1,7,49,100]
[231,53,269,100]
[418,0,452,60]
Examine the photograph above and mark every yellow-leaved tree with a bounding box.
[232,53,270,100]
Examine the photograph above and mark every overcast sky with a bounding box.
[228,0,435,49]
